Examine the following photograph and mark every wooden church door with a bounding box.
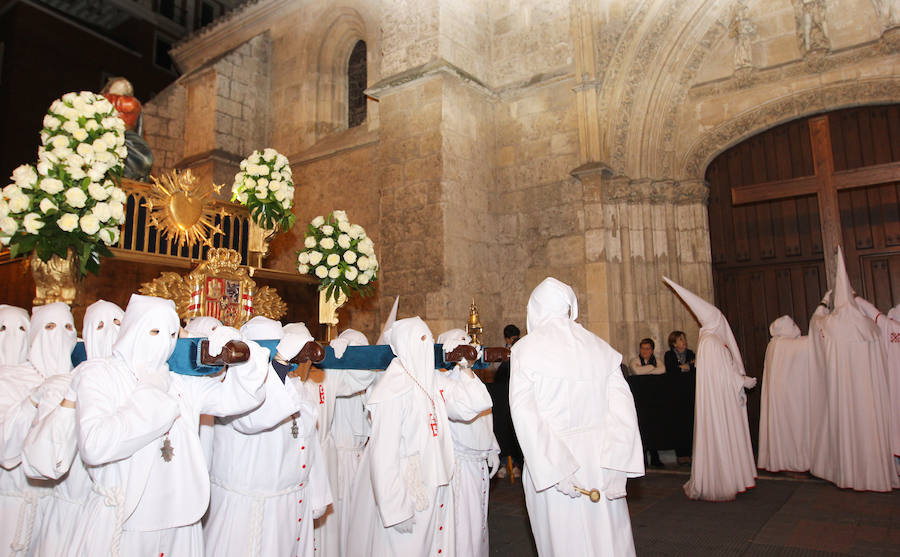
[706,104,900,448]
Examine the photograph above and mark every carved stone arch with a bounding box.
[313,7,369,139]
[599,0,728,178]
[677,77,900,180]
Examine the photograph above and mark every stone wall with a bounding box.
[213,34,272,164]
[374,77,446,330]
[435,77,499,340]
[141,82,186,175]
[153,0,900,352]
[491,78,582,339]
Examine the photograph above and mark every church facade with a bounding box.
[141,0,900,357]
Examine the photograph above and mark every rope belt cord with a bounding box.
[92,484,125,557]
[453,450,492,462]
[7,489,42,556]
[209,477,308,557]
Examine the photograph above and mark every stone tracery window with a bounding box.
[347,40,367,128]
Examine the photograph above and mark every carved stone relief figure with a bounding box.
[792,0,830,52]
[871,0,900,29]
[730,0,757,69]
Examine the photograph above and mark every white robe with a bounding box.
[203,369,332,557]
[444,366,499,557]
[807,300,830,461]
[512,278,644,557]
[683,332,758,500]
[301,367,376,557]
[71,349,268,557]
[855,297,900,458]
[757,316,811,473]
[0,365,49,557]
[344,360,492,557]
[662,276,757,502]
[809,262,897,491]
[511,326,644,556]
[21,372,90,557]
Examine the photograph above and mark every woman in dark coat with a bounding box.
[665,330,696,465]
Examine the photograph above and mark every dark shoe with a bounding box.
[649,458,665,468]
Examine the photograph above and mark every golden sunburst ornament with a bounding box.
[147,169,223,247]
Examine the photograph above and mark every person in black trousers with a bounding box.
[665,330,696,466]
[489,324,523,478]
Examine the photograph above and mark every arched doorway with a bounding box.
[706,104,900,446]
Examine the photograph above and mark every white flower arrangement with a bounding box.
[0,91,128,275]
[297,210,378,302]
[231,148,296,231]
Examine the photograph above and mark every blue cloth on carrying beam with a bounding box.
[70,340,480,376]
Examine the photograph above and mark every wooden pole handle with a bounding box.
[291,341,326,364]
[482,346,511,362]
[199,340,251,366]
[444,345,478,363]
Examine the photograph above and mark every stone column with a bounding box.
[369,0,501,340]
[578,166,712,357]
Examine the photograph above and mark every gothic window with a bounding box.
[347,40,367,128]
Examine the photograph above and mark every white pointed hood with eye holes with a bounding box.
[83,299,125,359]
[369,317,455,491]
[0,304,30,365]
[29,302,76,376]
[663,276,746,375]
[113,294,180,378]
[388,317,438,394]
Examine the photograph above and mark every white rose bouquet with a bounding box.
[0,91,128,275]
[297,210,378,303]
[231,148,296,231]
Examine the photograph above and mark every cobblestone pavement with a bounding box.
[487,469,900,556]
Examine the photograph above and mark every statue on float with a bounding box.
[100,77,154,181]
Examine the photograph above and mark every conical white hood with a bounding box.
[663,276,746,374]
[376,296,399,345]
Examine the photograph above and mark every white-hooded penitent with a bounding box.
[809,247,898,491]
[22,301,120,557]
[306,327,377,557]
[663,276,757,502]
[83,300,125,360]
[29,302,77,377]
[345,316,491,557]
[437,327,499,557]
[239,315,283,341]
[758,315,811,473]
[0,305,30,365]
[510,277,643,557]
[205,320,333,557]
[183,316,222,338]
[854,295,900,460]
[0,302,75,555]
[72,294,271,557]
